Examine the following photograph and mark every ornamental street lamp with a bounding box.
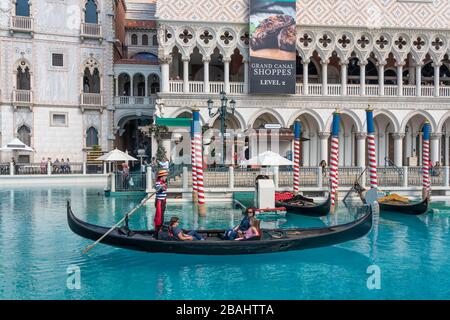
[207,91,236,165]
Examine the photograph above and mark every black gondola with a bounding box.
[354,182,430,215]
[67,201,372,255]
[275,193,331,217]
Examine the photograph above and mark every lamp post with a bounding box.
[207,91,236,165]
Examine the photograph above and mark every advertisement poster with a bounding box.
[249,0,297,94]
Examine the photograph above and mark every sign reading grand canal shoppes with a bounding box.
[249,0,296,94]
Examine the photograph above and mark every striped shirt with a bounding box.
[155,180,167,200]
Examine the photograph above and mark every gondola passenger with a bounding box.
[169,216,204,241]
[154,169,168,231]
[235,217,260,241]
[223,207,256,240]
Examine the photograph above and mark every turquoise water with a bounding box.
[0,186,449,300]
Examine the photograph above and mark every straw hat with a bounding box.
[157,169,169,177]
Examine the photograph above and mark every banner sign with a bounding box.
[249,0,297,94]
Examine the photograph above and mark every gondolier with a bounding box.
[154,169,168,231]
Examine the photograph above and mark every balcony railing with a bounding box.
[12,90,32,105]
[166,80,450,98]
[80,23,102,39]
[81,93,103,107]
[114,96,156,107]
[11,16,33,33]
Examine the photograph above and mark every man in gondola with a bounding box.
[154,169,168,232]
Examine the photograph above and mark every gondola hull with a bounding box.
[359,192,429,215]
[67,202,372,255]
[275,194,331,217]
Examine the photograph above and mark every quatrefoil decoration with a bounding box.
[395,36,407,50]
[299,33,312,47]
[338,34,351,48]
[220,31,234,45]
[432,37,443,51]
[240,32,249,45]
[413,37,425,50]
[357,35,370,49]
[376,36,388,49]
[200,30,213,44]
[179,29,193,44]
[319,34,331,48]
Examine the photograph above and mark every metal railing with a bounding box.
[115,172,146,192]
[0,164,10,175]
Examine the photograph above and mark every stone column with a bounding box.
[378,62,385,96]
[359,61,367,96]
[203,57,210,94]
[160,58,170,93]
[303,59,310,95]
[416,62,423,97]
[431,133,442,165]
[321,59,329,96]
[144,75,149,97]
[224,57,231,94]
[445,134,450,166]
[318,132,330,163]
[183,57,190,93]
[356,132,367,167]
[396,63,404,96]
[434,62,441,97]
[393,133,405,167]
[340,61,348,96]
[244,59,249,93]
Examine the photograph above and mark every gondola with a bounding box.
[67,201,372,255]
[354,182,430,215]
[275,193,331,217]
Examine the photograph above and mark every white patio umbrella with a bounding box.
[96,149,138,173]
[241,151,293,166]
[96,149,138,162]
[0,138,34,152]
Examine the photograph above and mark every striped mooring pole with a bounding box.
[366,107,378,189]
[192,107,206,215]
[329,110,341,212]
[190,119,198,202]
[293,120,301,194]
[422,121,431,199]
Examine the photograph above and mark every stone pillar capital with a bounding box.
[393,133,406,140]
[318,132,330,139]
[355,132,367,139]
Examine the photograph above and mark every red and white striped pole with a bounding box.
[422,121,431,199]
[329,110,341,212]
[366,107,378,189]
[190,119,198,202]
[193,107,206,215]
[293,120,301,194]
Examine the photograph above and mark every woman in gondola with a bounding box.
[223,207,257,240]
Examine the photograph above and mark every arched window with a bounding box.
[16,62,31,90]
[142,35,148,46]
[86,127,99,147]
[15,0,30,17]
[131,34,138,45]
[83,58,101,93]
[85,0,98,24]
[152,35,158,46]
[17,125,31,146]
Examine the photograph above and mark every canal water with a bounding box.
[0,186,449,299]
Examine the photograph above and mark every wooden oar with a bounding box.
[82,192,156,254]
